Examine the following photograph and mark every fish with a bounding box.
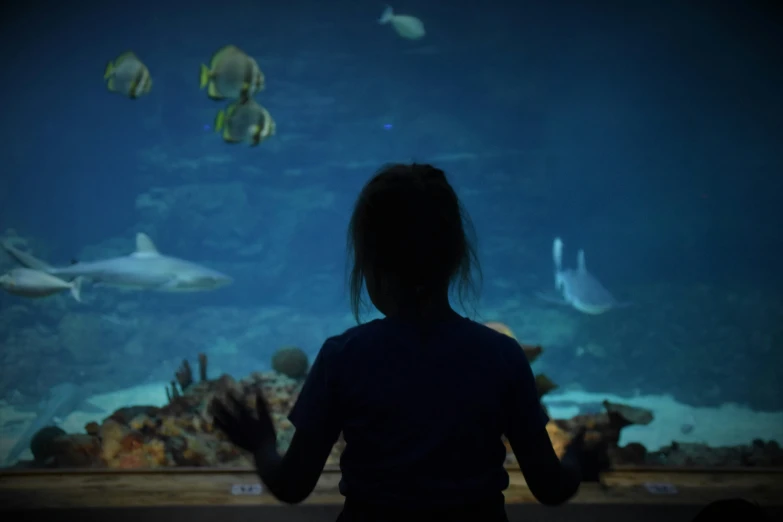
[0,267,82,302]
[104,51,152,99]
[214,98,276,146]
[536,237,625,315]
[200,45,265,101]
[1,233,232,293]
[378,5,426,40]
[3,382,104,466]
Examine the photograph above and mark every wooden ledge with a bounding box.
[0,467,781,509]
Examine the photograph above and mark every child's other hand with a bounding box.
[210,391,277,453]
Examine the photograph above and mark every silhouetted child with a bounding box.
[212,163,584,522]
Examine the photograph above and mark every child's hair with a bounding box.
[347,163,481,322]
[691,498,768,521]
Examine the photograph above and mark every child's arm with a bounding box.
[252,423,339,504]
[503,343,582,505]
[254,340,342,503]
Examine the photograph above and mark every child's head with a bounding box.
[347,163,481,321]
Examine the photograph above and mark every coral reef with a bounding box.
[5,342,782,471]
[271,346,310,379]
[645,440,783,467]
[29,426,66,463]
[11,355,319,469]
[166,353,209,402]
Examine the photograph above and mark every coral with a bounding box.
[16,365,306,469]
[534,374,558,398]
[603,400,653,426]
[484,322,516,339]
[271,346,309,379]
[167,353,210,401]
[176,360,194,391]
[10,345,782,471]
[198,352,208,381]
[645,440,783,467]
[520,344,543,364]
[48,434,102,468]
[29,426,66,463]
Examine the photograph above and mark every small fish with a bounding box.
[379,5,426,40]
[200,45,265,101]
[104,52,152,99]
[0,267,82,302]
[214,98,276,146]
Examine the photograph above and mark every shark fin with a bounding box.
[553,237,564,288]
[2,242,53,271]
[134,233,160,257]
[577,249,587,273]
[553,238,563,270]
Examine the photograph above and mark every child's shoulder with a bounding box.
[324,317,520,355]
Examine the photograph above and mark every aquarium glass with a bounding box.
[1,1,781,471]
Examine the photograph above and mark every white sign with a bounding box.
[643,482,678,495]
[231,483,263,496]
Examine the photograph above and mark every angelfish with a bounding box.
[0,267,82,302]
[200,45,265,101]
[104,51,153,99]
[214,98,276,146]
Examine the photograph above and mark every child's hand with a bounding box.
[565,427,586,454]
[210,391,277,453]
[564,427,610,482]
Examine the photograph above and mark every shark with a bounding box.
[1,233,232,293]
[536,237,625,315]
[2,382,104,466]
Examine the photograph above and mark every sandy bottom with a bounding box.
[2,383,782,462]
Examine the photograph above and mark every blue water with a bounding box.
[0,0,781,423]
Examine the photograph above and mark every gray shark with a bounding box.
[2,382,104,466]
[2,233,232,292]
[536,237,625,315]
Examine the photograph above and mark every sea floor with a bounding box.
[1,382,782,463]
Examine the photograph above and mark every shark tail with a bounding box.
[70,277,83,303]
[3,435,30,466]
[379,5,394,24]
[1,242,53,271]
[553,237,564,288]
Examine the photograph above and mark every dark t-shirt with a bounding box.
[288,314,549,508]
